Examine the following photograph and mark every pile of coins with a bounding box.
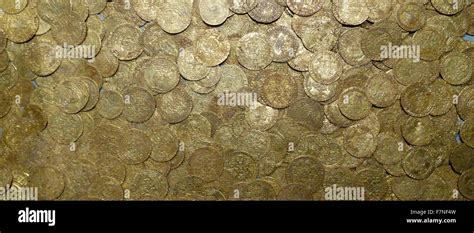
[0,0,473,201]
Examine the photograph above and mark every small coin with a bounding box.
[198,0,230,26]
[97,90,124,120]
[224,151,257,182]
[338,87,372,120]
[365,72,399,108]
[46,108,83,144]
[149,126,179,162]
[396,2,426,32]
[402,147,436,180]
[108,24,143,61]
[338,27,370,66]
[413,28,446,61]
[156,1,192,34]
[25,40,61,77]
[260,72,297,109]
[135,56,180,95]
[332,0,369,26]
[55,79,90,114]
[178,47,210,81]
[374,131,407,165]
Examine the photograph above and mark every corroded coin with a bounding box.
[224,151,257,181]
[461,119,474,149]
[188,147,224,183]
[230,0,257,14]
[248,0,284,23]
[343,124,377,158]
[431,0,464,15]
[108,24,143,61]
[125,169,169,200]
[198,0,230,26]
[338,87,372,120]
[46,108,83,144]
[156,0,192,34]
[459,168,474,200]
[118,128,152,165]
[440,52,472,85]
[266,26,299,63]
[309,50,343,85]
[260,72,298,109]
[374,131,407,165]
[96,90,124,120]
[401,82,433,117]
[429,79,454,116]
[178,47,210,81]
[402,147,436,180]
[135,56,180,95]
[365,72,399,108]
[396,2,426,32]
[286,156,325,192]
[402,116,434,146]
[457,86,474,121]
[277,184,313,200]
[236,32,273,70]
[156,87,193,123]
[332,0,369,26]
[194,29,230,66]
[287,0,322,16]
[450,144,474,174]
[28,166,65,200]
[338,27,370,66]
[122,87,155,123]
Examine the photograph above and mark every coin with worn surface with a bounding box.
[431,0,464,15]
[450,144,474,174]
[440,52,472,85]
[413,28,446,61]
[135,56,180,95]
[0,90,11,118]
[198,0,230,26]
[188,147,224,183]
[343,124,377,158]
[178,47,210,81]
[266,26,299,63]
[108,24,143,61]
[149,126,179,162]
[332,0,369,25]
[286,156,325,192]
[338,28,370,66]
[287,0,322,16]
[338,87,372,120]
[26,40,61,77]
[260,72,297,109]
[459,168,474,200]
[309,50,343,85]
[118,128,152,165]
[402,147,436,180]
[96,90,124,120]
[374,131,407,165]
[194,29,230,66]
[278,184,313,200]
[237,32,273,70]
[401,83,433,117]
[28,166,65,200]
[457,86,474,121]
[55,79,90,114]
[156,87,193,123]
[0,165,12,187]
[461,119,474,149]
[396,3,426,32]
[365,72,399,107]
[46,109,83,144]
[122,87,155,123]
[1,5,39,43]
[125,169,169,200]
[156,1,192,34]
[224,151,257,181]
[402,116,434,146]
[248,0,284,23]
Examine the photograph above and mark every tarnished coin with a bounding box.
[91,49,119,78]
[51,12,87,46]
[88,176,124,200]
[365,72,399,108]
[303,72,337,102]
[125,169,169,200]
[224,151,257,181]
[1,4,39,43]
[402,147,436,180]
[396,2,426,32]
[401,116,434,146]
[286,156,325,192]
[118,128,152,165]
[122,87,155,123]
[198,0,230,26]
[461,119,474,149]
[46,108,83,144]
[450,144,474,174]
[431,0,464,15]
[260,72,297,109]
[0,28,6,53]
[156,87,193,123]
[440,52,472,85]
[230,0,257,14]
[459,168,474,200]
[96,90,124,120]
[237,32,273,70]
[338,27,370,66]
[356,168,388,200]
[0,165,12,187]
[309,50,343,85]
[413,28,446,61]
[178,47,210,81]
[266,26,299,63]
[28,166,65,200]
[188,147,224,183]
[394,59,439,86]
[55,79,90,114]
[287,98,324,130]
[132,0,160,22]
[429,79,454,116]
[457,86,474,121]
[338,87,372,120]
[157,1,192,34]
[343,124,377,158]
[389,176,423,200]
[401,83,433,117]
[248,0,284,23]
[332,0,369,26]
[0,0,28,14]
[374,131,407,165]
[25,40,61,77]
[287,0,322,16]
[135,56,180,95]
[108,24,143,61]
[277,184,313,200]
[149,126,179,162]
[194,29,230,66]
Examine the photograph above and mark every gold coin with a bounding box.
[365,72,399,108]
[373,131,407,165]
[277,184,313,200]
[0,88,11,118]
[1,4,38,43]
[237,32,273,70]
[286,156,325,192]
[401,82,433,117]
[124,169,169,200]
[343,124,377,158]
[25,39,61,76]
[188,147,224,183]
[55,79,90,114]
[229,0,257,14]
[224,151,257,181]
[338,27,370,66]
[260,72,297,109]
[461,119,474,149]
[401,116,434,146]
[86,0,106,14]
[0,0,28,14]
[28,166,65,200]
[51,12,87,46]
[431,0,465,15]
[0,28,6,53]
[366,0,393,23]
[356,168,388,200]
[118,128,152,165]
[131,0,159,22]
[332,0,369,26]
[91,49,119,78]
[457,85,474,121]
[108,24,143,61]
[135,56,180,95]
[338,87,372,120]
[429,79,454,116]
[389,176,423,200]
[96,90,124,120]
[156,87,193,123]
[0,165,12,187]
[450,144,474,174]
[248,0,284,23]
[402,147,436,180]
[198,0,230,26]
[287,0,322,17]
[440,51,472,85]
[361,27,394,61]
[194,29,230,66]
[396,2,426,32]
[149,126,179,162]
[459,168,474,200]
[413,27,446,61]
[87,176,124,200]
[178,47,210,81]
[122,87,155,123]
[309,50,343,85]
[156,0,192,34]
[46,108,83,144]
